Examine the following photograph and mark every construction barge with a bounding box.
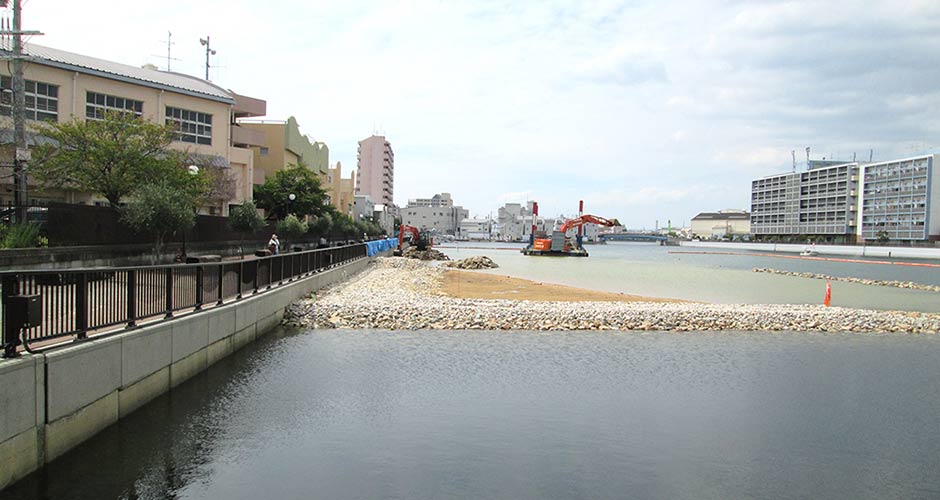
[521,200,616,257]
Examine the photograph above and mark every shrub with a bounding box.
[2,223,42,248]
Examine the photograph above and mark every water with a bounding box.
[438,242,940,312]
[8,327,940,499]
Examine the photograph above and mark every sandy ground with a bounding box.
[439,269,684,303]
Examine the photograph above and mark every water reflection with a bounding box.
[5,328,940,499]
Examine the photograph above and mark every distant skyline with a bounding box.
[18,0,940,227]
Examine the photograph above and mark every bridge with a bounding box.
[599,233,667,242]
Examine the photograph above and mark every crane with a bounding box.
[522,200,618,257]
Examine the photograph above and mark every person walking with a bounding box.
[267,233,280,255]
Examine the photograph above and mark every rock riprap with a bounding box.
[402,247,450,261]
[283,258,940,333]
[444,256,499,269]
[753,267,940,293]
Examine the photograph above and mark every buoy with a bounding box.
[824,280,832,307]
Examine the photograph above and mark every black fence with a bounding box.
[1,243,367,357]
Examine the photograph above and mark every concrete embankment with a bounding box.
[0,256,374,492]
[286,258,940,334]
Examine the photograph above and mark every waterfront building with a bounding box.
[402,193,469,235]
[241,116,329,184]
[691,209,751,239]
[356,135,394,206]
[327,161,356,216]
[751,160,860,243]
[0,43,266,215]
[458,218,492,240]
[860,154,940,241]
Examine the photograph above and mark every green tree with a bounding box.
[276,214,308,249]
[229,200,266,256]
[876,230,890,243]
[253,162,328,220]
[309,212,333,236]
[122,179,197,261]
[31,112,179,207]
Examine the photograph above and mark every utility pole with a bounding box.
[199,36,216,80]
[1,0,42,223]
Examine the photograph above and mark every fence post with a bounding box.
[164,268,174,318]
[217,265,224,305]
[236,262,243,299]
[195,266,204,310]
[2,275,19,358]
[268,257,274,289]
[76,273,88,339]
[253,259,260,294]
[126,270,137,328]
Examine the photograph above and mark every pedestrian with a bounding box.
[268,233,280,255]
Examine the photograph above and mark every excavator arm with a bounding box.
[559,214,617,232]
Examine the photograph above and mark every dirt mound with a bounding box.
[402,247,451,261]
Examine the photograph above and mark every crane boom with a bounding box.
[559,214,617,232]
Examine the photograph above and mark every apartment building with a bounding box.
[326,161,356,216]
[240,116,329,184]
[0,43,265,215]
[356,135,394,206]
[751,153,940,242]
[751,160,860,242]
[860,154,940,241]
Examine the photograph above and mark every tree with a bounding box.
[229,200,266,256]
[253,162,328,220]
[122,179,197,261]
[276,214,307,249]
[309,212,333,237]
[876,230,890,243]
[31,112,179,207]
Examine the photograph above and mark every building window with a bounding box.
[259,147,269,156]
[85,91,143,120]
[0,76,58,121]
[165,106,212,145]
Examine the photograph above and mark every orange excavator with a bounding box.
[522,200,617,257]
[393,224,432,256]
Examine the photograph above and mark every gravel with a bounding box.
[284,257,940,333]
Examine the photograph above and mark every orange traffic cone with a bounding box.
[824,280,831,307]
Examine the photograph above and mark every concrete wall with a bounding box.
[680,240,940,259]
[0,255,377,491]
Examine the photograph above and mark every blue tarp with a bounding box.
[365,237,399,257]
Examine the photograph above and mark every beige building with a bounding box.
[0,43,266,215]
[690,209,751,239]
[356,135,394,205]
[240,116,329,185]
[327,161,356,216]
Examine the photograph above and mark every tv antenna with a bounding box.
[791,150,796,172]
[150,31,180,71]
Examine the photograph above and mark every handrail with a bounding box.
[2,243,369,357]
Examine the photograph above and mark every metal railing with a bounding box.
[1,243,367,357]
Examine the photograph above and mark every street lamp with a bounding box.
[179,165,199,260]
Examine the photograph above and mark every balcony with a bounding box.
[231,125,267,148]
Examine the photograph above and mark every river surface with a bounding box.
[7,327,940,500]
[438,242,940,312]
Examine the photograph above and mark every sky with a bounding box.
[15,0,940,227]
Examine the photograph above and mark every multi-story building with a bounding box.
[355,135,394,206]
[326,161,356,216]
[860,154,940,241]
[240,116,328,185]
[0,43,266,215]
[353,194,375,224]
[691,209,751,239]
[459,218,492,240]
[402,194,469,235]
[408,192,453,208]
[751,160,859,242]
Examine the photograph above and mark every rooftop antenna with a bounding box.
[791,150,796,172]
[869,149,873,162]
[853,152,856,162]
[805,146,810,165]
[151,31,180,71]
